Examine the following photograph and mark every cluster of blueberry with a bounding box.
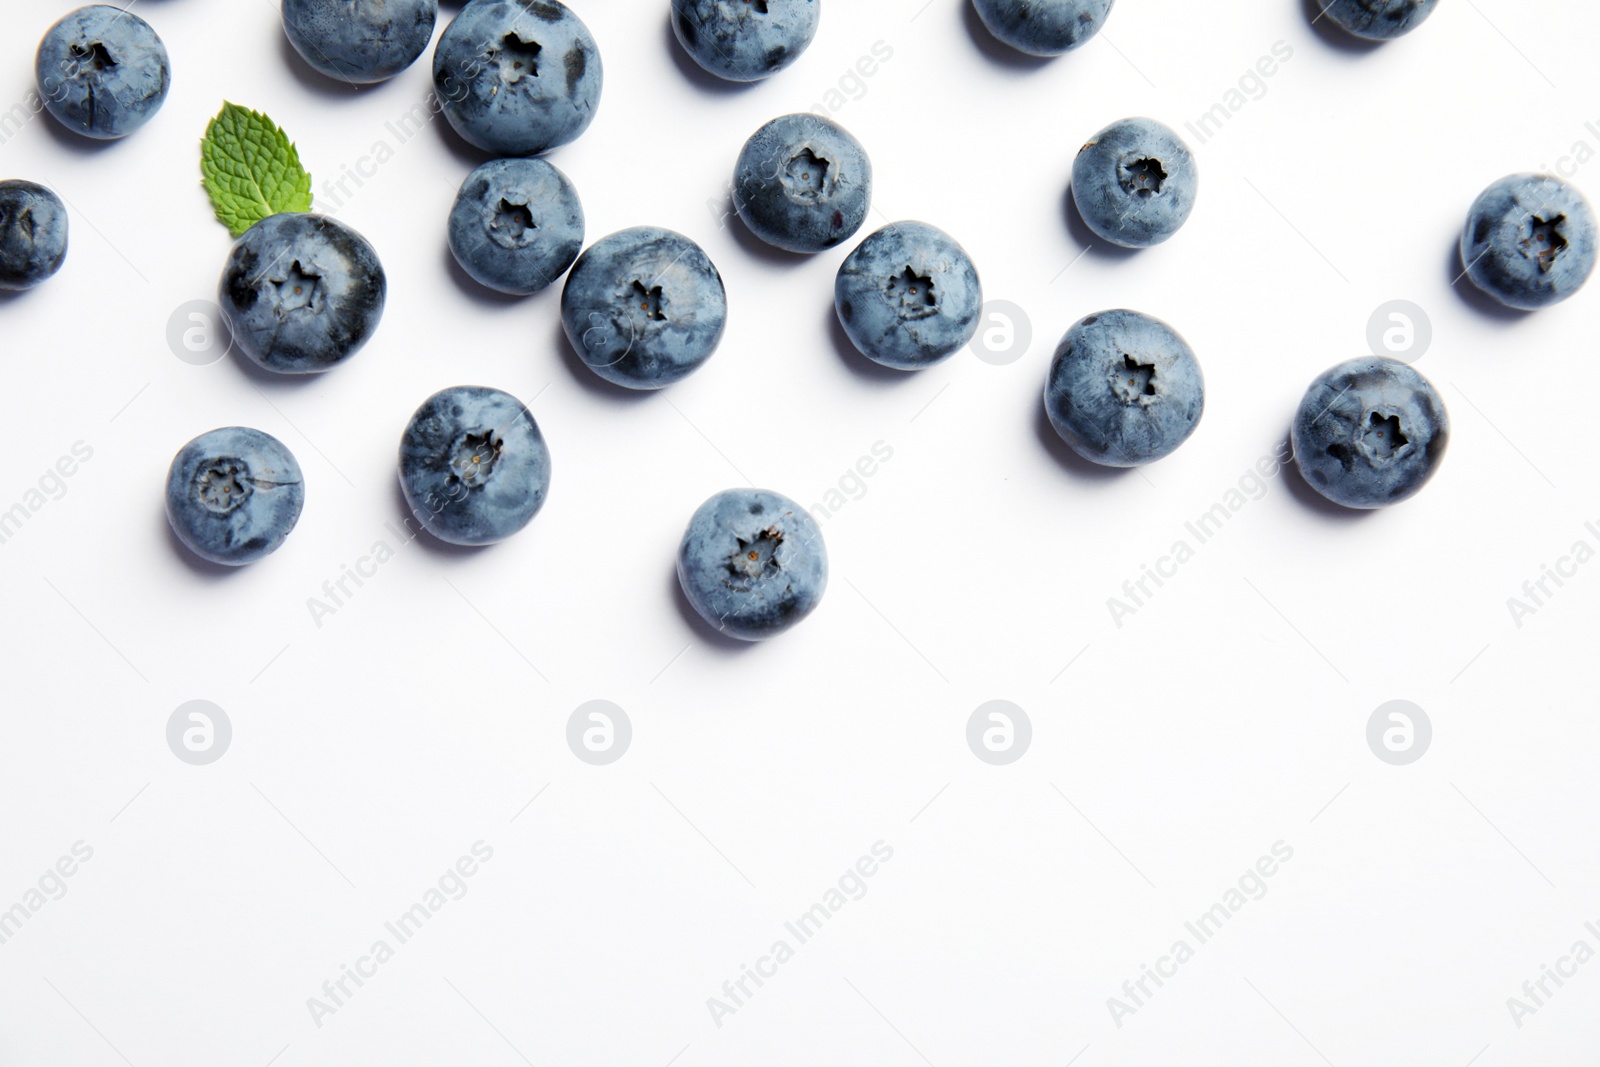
[3,0,1596,643]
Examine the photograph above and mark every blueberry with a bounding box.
[671,0,820,82]
[561,226,727,389]
[449,158,584,295]
[1461,174,1597,311]
[1072,118,1197,248]
[433,0,602,157]
[36,5,170,140]
[398,386,551,545]
[677,488,827,641]
[835,221,982,370]
[1316,0,1438,40]
[282,0,438,84]
[1291,357,1448,509]
[734,113,871,254]
[219,213,387,375]
[0,181,68,291]
[1044,310,1204,467]
[166,427,305,566]
[970,0,1114,56]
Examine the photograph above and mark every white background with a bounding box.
[2,0,1599,1064]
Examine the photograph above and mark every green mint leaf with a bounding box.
[200,103,313,237]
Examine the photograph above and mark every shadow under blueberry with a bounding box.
[1063,187,1141,261]
[388,476,508,558]
[959,0,1055,71]
[227,337,321,391]
[276,32,383,98]
[725,194,818,268]
[442,242,528,307]
[429,93,496,169]
[162,510,251,578]
[663,12,761,95]
[1276,432,1378,521]
[1033,402,1137,482]
[1299,0,1384,53]
[38,111,126,155]
[1446,237,1533,322]
[827,303,915,385]
[668,564,759,653]
[550,316,658,403]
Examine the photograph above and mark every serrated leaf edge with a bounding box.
[200,102,314,238]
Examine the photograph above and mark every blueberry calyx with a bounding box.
[491,198,535,243]
[69,40,117,72]
[1122,157,1167,197]
[1524,214,1568,273]
[1358,410,1409,463]
[449,430,504,488]
[276,261,323,314]
[886,266,937,317]
[1110,353,1157,403]
[492,31,542,85]
[632,279,666,321]
[783,148,831,203]
[195,459,253,514]
[728,526,784,582]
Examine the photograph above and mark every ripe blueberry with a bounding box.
[835,221,982,370]
[219,213,387,375]
[166,427,305,566]
[672,0,820,82]
[1461,173,1597,311]
[734,113,872,253]
[36,5,170,139]
[677,488,828,641]
[1044,310,1205,466]
[1317,0,1438,40]
[970,0,1115,57]
[449,158,585,296]
[433,0,603,157]
[0,181,68,291]
[561,227,727,390]
[1291,357,1449,509]
[399,386,551,545]
[1072,117,1197,248]
[282,0,438,84]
